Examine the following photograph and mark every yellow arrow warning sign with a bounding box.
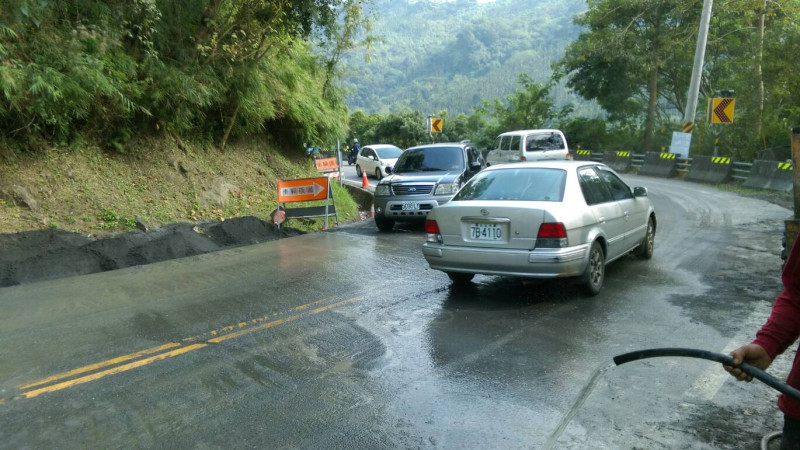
[430,118,442,133]
[711,98,735,124]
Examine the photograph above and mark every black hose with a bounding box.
[613,347,800,403]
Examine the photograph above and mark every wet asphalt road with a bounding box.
[0,174,793,449]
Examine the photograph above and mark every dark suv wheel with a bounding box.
[375,215,394,232]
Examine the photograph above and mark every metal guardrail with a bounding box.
[732,161,752,181]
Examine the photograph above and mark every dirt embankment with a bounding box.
[0,217,304,288]
[0,139,369,288]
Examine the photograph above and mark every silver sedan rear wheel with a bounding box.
[581,241,605,296]
[447,272,474,284]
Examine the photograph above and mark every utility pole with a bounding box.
[682,0,714,139]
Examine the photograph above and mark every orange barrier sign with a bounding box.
[277,177,329,203]
[315,157,339,172]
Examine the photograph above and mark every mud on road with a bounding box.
[0,217,303,288]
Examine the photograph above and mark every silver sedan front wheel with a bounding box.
[636,217,655,259]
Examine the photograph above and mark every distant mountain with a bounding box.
[343,0,587,115]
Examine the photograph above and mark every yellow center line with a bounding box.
[206,295,347,338]
[12,293,365,400]
[293,296,338,312]
[18,342,182,390]
[208,296,362,344]
[21,344,207,399]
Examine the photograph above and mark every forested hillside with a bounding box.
[344,0,587,115]
[0,0,370,153]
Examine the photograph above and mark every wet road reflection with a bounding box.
[0,176,794,448]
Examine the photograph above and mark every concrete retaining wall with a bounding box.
[572,150,593,161]
[603,151,633,173]
[743,160,794,191]
[637,152,678,178]
[685,156,732,184]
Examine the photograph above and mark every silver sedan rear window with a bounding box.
[453,168,566,202]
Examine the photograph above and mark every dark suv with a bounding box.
[373,142,486,231]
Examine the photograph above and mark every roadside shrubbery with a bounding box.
[0,0,369,155]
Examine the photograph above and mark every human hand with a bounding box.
[724,344,772,382]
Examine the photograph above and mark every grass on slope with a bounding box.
[0,137,360,235]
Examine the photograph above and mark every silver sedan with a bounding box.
[421,161,656,295]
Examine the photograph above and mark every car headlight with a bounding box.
[434,182,458,195]
[375,184,391,196]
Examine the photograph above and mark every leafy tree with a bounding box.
[702,0,800,157]
[488,73,568,131]
[554,0,701,151]
[372,109,428,149]
[0,0,372,154]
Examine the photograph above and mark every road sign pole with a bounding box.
[324,178,330,230]
[713,125,721,157]
[337,140,343,185]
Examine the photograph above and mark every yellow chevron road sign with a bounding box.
[711,98,736,124]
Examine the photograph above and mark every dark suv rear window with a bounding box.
[393,146,465,173]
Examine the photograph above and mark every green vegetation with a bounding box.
[347,0,800,158]
[1,0,797,235]
[344,0,588,116]
[0,0,370,233]
[554,0,800,157]
[0,138,359,234]
[0,0,371,153]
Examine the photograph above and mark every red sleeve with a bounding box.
[754,289,800,359]
[753,233,800,359]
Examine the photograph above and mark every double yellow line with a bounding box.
[11,294,363,400]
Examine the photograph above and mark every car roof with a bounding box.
[405,143,469,151]
[365,144,401,149]
[497,129,563,136]
[483,160,608,172]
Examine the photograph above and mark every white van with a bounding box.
[486,129,570,166]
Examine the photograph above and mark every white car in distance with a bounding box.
[356,144,403,180]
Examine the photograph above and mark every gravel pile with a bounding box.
[0,217,303,288]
